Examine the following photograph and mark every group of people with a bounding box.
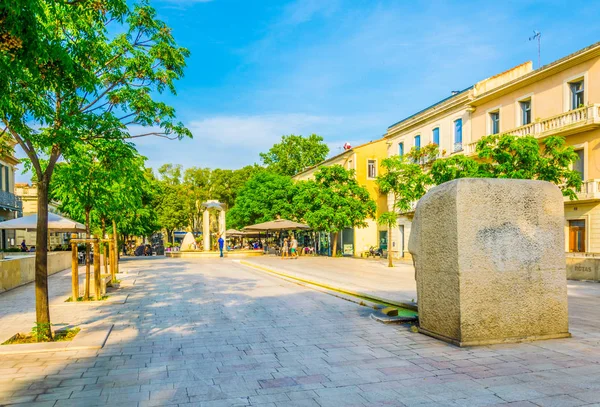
[281,235,299,259]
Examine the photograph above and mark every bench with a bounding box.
[100,274,113,295]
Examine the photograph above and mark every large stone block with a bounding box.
[408,178,570,346]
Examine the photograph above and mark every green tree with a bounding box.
[52,140,142,299]
[155,164,188,242]
[227,171,297,229]
[1,0,189,337]
[431,135,582,198]
[182,165,262,230]
[376,155,430,267]
[260,134,329,176]
[115,168,160,240]
[295,165,376,256]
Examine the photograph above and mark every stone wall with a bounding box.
[566,254,600,281]
[0,251,72,293]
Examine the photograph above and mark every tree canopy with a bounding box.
[259,134,329,176]
[1,0,190,336]
[431,135,582,198]
[295,165,376,255]
[227,171,298,229]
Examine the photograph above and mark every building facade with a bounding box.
[293,139,388,257]
[467,42,600,254]
[14,183,65,249]
[0,149,21,249]
[385,41,600,257]
[384,87,476,259]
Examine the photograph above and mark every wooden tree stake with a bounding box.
[71,233,79,301]
[93,237,101,299]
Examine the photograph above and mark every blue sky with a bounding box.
[15,0,600,181]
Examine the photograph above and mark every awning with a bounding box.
[243,219,310,231]
[0,212,86,232]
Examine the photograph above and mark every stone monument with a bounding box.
[408,178,570,346]
[201,200,226,252]
[181,232,197,251]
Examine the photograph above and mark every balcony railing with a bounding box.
[465,104,600,155]
[565,179,600,202]
[0,190,23,212]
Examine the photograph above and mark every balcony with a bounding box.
[0,191,23,213]
[465,104,600,155]
[565,179,600,203]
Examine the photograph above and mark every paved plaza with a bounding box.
[1,256,600,406]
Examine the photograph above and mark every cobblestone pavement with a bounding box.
[1,256,600,407]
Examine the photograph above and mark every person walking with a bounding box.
[290,235,298,259]
[282,238,289,259]
[218,234,225,258]
[20,240,28,252]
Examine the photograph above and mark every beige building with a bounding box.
[467,42,600,254]
[293,139,388,256]
[384,87,475,258]
[386,41,600,257]
[0,148,21,250]
[14,183,65,249]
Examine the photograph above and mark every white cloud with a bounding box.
[130,113,363,172]
[279,0,340,26]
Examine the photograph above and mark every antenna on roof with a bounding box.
[529,30,541,69]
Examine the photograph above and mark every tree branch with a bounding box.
[1,118,43,177]
[79,81,121,113]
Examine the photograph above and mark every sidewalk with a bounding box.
[241,255,418,305]
[0,260,136,344]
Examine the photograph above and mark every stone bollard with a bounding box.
[408,178,570,346]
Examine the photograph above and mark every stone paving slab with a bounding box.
[0,256,599,407]
[243,256,418,305]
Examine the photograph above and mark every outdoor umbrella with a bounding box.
[243,219,310,254]
[0,212,86,232]
[225,228,245,236]
[242,219,310,231]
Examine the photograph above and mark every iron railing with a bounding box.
[464,104,600,155]
[0,190,22,212]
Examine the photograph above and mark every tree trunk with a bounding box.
[34,178,52,339]
[84,208,91,300]
[101,218,108,277]
[388,224,393,267]
[112,219,119,274]
[332,231,338,257]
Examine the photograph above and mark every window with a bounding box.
[570,80,584,109]
[520,100,532,125]
[569,220,586,253]
[489,111,500,134]
[367,159,377,179]
[573,149,585,180]
[414,135,421,150]
[398,142,404,156]
[432,128,440,145]
[454,119,462,151]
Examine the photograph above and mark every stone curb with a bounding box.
[0,324,114,355]
[238,260,418,311]
[52,294,129,306]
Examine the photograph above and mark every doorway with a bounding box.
[569,219,586,253]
